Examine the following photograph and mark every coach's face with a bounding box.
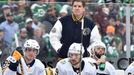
[72,1,85,18]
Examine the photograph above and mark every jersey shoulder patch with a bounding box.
[59,59,66,64]
[51,28,56,33]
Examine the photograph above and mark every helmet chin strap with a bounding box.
[95,54,102,59]
[94,52,105,60]
[92,49,102,60]
[92,53,100,60]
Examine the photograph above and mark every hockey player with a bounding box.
[3,39,46,75]
[87,41,116,75]
[0,50,2,75]
[125,61,134,75]
[56,43,96,75]
[0,65,1,75]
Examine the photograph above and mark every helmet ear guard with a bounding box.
[68,43,85,57]
[24,39,40,54]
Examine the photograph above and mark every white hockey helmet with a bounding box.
[89,41,106,55]
[68,43,84,56]
[24,39,40,54]
[91,41,106,50]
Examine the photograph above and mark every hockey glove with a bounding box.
[8,60,19,71]
[12,47,23,61]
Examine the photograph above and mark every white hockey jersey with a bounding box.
[3,57,46,75]
[56,58,96,75]
[85,57,116,75]
[125,61,134,75]
[0,65,2,75]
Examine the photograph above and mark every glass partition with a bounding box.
[0,1,133,69]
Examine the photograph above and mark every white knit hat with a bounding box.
[2,5,10,9]
[26,18,33,23]
[59,5,69,14]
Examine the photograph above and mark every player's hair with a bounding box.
[72,0,86,7]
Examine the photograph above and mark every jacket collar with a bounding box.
[72,13,84,22]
